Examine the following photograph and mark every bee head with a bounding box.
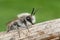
[17,8,38,25]
[17,13,35,25]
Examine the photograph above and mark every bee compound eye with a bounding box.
[26,16,31,20]
[27,17,29,19]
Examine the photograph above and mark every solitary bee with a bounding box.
[6,8,36,32]
[6,8,38,38]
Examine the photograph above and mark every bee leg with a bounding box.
[26,26,30,32]
[14,22,21,38]
[23,20,30,32]
[17,27,20,38]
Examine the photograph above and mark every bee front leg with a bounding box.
[16,27,20,38]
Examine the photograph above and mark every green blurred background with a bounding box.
[0,0,60,32]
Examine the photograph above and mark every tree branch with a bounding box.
[0,19,60,40]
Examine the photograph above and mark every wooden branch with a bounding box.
[0,19,60,40]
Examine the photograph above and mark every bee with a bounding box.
[7,8,36,32]
[6,8,38,38]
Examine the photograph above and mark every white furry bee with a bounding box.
[6,8,37,32]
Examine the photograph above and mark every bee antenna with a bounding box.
[33,8,39,15]
[31,8,39,15]
[31,8,35,15]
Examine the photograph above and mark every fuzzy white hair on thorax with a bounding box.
[17,13,30,18]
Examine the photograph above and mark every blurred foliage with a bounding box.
[0,0,60,31]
